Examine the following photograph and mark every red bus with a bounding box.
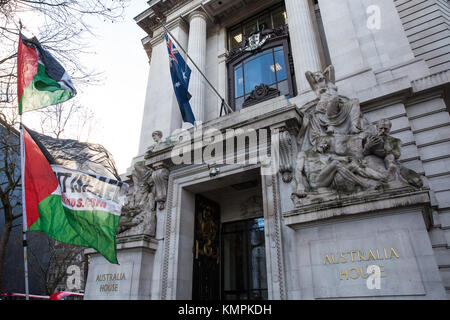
[1,291,84,300]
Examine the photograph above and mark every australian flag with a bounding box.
[165,33,195,125]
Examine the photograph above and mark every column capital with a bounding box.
[149,32,165,47]
[166,15,189,34]
[187,9,209,23]
[148,16,189,48]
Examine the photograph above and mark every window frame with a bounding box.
[227,33,296,111]
[227,2,287,50]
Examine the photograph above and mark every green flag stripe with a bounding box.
[19,63,74,114]
[63,205,120,264]
[29,194,90,248]
[29,194,120,264]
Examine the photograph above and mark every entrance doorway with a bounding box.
[192,186,267,300]
[221,218,268,300]
[192,195,221,300]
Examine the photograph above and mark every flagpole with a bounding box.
[18,20,30,301]
[19,115,30,301]
[157,17,234,115]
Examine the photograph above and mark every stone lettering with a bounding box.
[96,272,126,294]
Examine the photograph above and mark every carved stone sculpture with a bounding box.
[362,119,423,188]
[152,164,169,210]
[292,66,424,207]
[147,130,163,154]
[226,25,289,63]
[146,130,176,157]
[117,162,156,237]
[300,65,368,151]
[278,130,294,183]
[243,83,280,108]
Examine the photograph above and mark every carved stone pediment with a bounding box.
[226,26,289,63]
[243,84,280,108]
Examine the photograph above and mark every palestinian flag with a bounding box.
[17,34,76,115]
[23,126,127,264]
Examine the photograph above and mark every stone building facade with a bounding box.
[84,0,450,300]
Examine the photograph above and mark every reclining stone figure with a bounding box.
[293,136,384,199]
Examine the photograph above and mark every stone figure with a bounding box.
[146,130,177,157]
[299,65,368,150]
[117,162,156,237]
[363,119,401,176]
[292,66,424,207]
[362,119,423,188]
[152,165,169,210]
[147,130,163,153]
[293,136,383,198]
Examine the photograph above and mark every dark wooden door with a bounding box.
[192,195,221,300]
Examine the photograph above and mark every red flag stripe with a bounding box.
[17,36,38,100]
[23,128,59,228]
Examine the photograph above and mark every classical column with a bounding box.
[187,10,208,123]
[285,0,323,93]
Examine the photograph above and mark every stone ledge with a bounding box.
[284,188,431,229]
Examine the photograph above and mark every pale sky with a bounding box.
[76,1,150,174]
[20,1,151,175]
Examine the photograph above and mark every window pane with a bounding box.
[234,65,244,98]
[249,229,267,291]
[274,49,287,82]
[230,26,243,49]
[235,96,245,111]
[244,18,258,37]
[277,80,289,96]
[244,51,276,94]
[222,232,248,291]
[257,13,271,31]
[272,6,287,29]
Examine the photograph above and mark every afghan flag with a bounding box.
[22,126,128,264]
[17,34,76,115]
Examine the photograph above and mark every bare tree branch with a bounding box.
[0,0,129,293]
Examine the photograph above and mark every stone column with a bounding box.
[285,0,323,93]
[187,10,208,124]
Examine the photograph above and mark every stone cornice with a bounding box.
[140,16,189,60]
[284,188,431,229]
[144,96,300,168]
[135,0,193,37]
[412,70,450,93]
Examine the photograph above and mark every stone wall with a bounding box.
[395,0,450,74]
[405,94,450,298]
[361,91,450,298]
